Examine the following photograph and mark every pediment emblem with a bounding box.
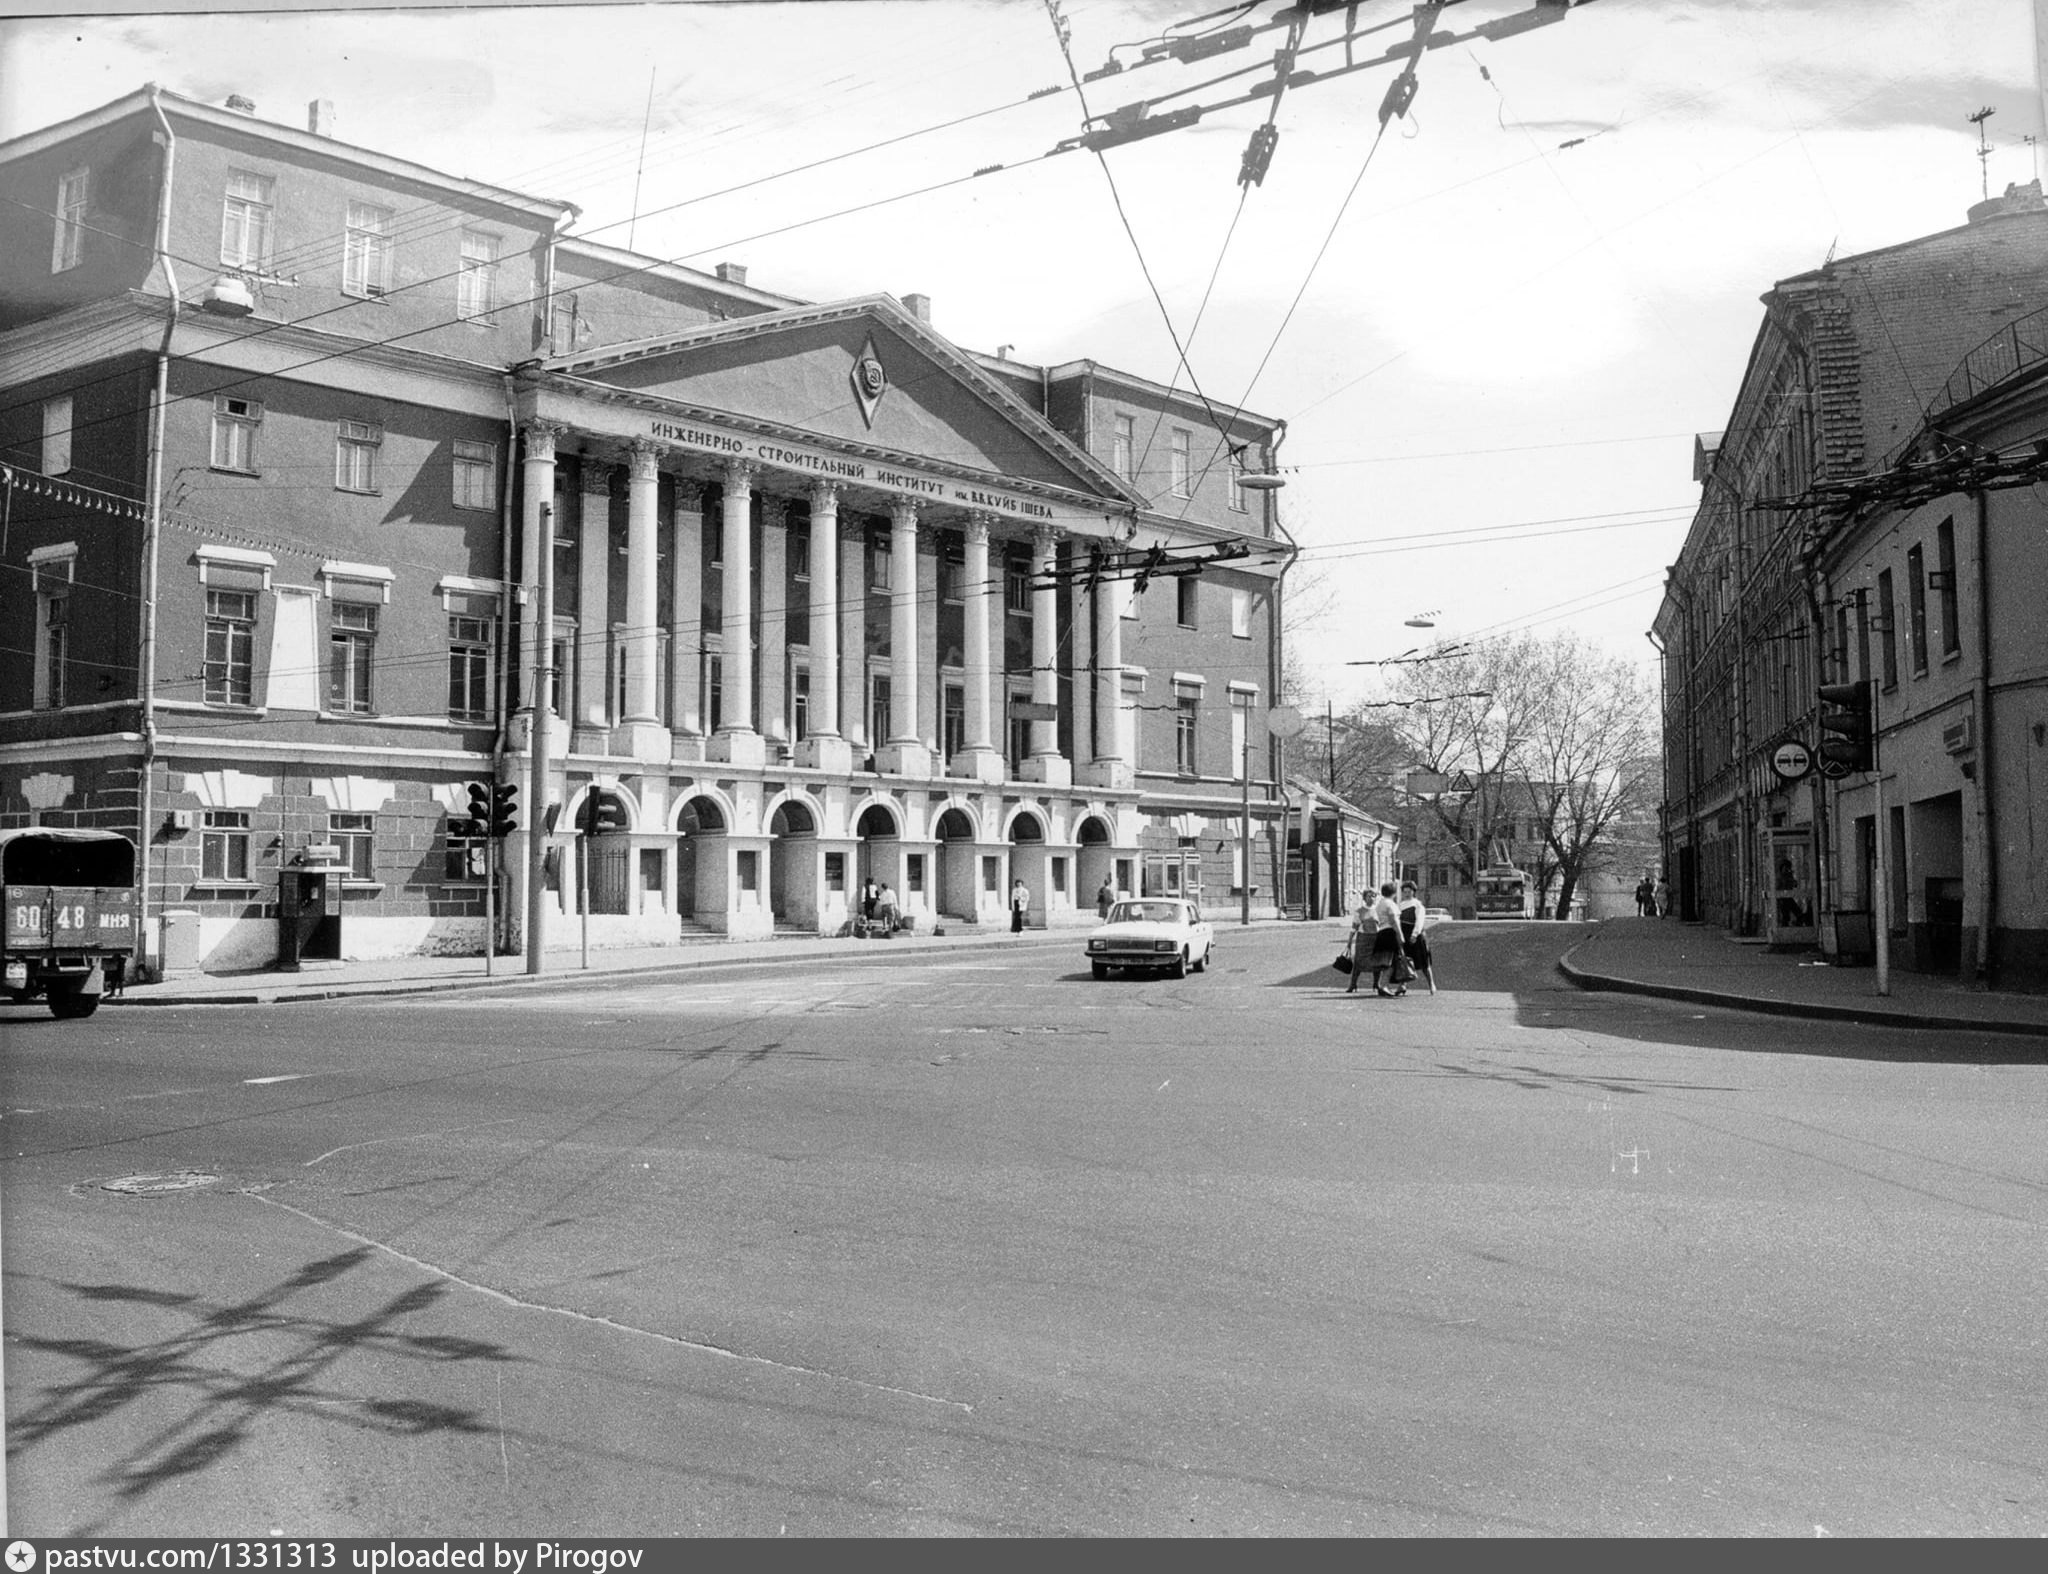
[850,335,888,427]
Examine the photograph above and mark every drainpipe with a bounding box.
[1972,485,1996,982]
[139,85,178,977]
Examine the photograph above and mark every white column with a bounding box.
[517,420,562,725]
[670,480,705,757]
[1022,524,1071,786]
[796,482,852,771]
[1085,560,1134,789]
[709,458,765,766]
[617,441,669,761]
[875,497,931,775]
[952,513,1004,782]
[1066,545,1094,783]
[759,493,788,753]
[575,463,611,738]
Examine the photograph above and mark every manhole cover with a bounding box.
[98,1171,221,1195]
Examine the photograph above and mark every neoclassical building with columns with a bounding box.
[0,86,1290,968]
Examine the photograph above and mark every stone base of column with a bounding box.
[707,729,769,767]
[508,709,568,762]
[669,731,708,765]
[570,723,611,755]
[1080,758,1135,791]
[795,735,855,772]
[1019,753,1072,788]
[947,746,1007,785]
[611,719,673,765]
[873,741,934,777]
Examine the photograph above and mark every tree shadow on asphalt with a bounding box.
[1267,929,2048,1066]
[7,1245,520,1532]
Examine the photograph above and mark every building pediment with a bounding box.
[535,295,1142,510]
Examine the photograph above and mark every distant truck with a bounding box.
[2,828,138,1018]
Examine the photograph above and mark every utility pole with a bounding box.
[524,504,554,976]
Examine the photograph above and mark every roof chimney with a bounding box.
[715,261,748,286]
[903,292,932,324]
[224,94,255,115]
[308,99,335,137]
[1968,178,2048,223]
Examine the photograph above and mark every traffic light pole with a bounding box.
[525,504,555,976]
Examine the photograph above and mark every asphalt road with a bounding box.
[4,921,2044,1536]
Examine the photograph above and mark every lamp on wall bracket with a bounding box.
[201,274,255,317]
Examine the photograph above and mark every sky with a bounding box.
[1,0,2040,710]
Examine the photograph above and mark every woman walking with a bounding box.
[1397,880,1436,995]
[1343,888,1375,993]
[1368,881,1406,997]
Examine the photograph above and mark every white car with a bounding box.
[1085,898,1214,979]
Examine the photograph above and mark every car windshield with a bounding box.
[1110,901,1184,925]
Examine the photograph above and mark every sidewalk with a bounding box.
[1560,917,2048,1039]
[104,919,1202,1008]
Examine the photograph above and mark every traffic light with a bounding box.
[464,781,492,839]
[1817,681,1875,774]
[489,781,519,837]
[580,789,628,836]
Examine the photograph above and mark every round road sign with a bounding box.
[1770,740,1813,781]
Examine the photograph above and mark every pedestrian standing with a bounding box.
[1635,877,1654,917]
[1096,875,1116,920]
[1654,876,1671,918]
[1344,889,1374,994]
[1010,877,1030,933]
[1397,881,1436,995]
[861,878,879,924]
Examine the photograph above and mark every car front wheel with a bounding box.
[1170,948,1188,979]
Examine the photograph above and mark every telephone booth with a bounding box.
[278,844,349,970]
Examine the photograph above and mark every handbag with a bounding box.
[1389,950,1415,985]
[1332,951,1354,975]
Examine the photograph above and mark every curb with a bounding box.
[1555,948,2048,1040]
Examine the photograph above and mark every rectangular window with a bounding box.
[791,667,810,741]
[1177,576,1197,629]
[1855,586,1871,683]
[211,396,261,472]
[39,589,67,709]
[1006,559,1030,614]
[1936,517,1960,657]
[1231,588,1251,638]
[1231,701,1247,781]
[41,396,72,477]
[870,534,892,591]
[343,201,393,298]
[53,167,89,272]
[1877,569,1898,689]
[939,542,963,603]
[452,440,497,511]
[336,419,382,493]
[221,171,275,269]
[824,851,846,891]
[907,853,925,894]
[790,522,811,582]
[204,589,256,706]
[705,515,724,567]
[328,603,377,713]
[457,229,499,319]
[551,633,572,717]
[444,817,486,882]
[1228,449,1249,513]
[943,683,965,763]
[705,654,723,732]
[871,674,892,745]
[328,811,374,881]
[1176,696,1199,776]
[448,613,494,721]
[1010,694,1031,774]
[1170,428,1191,498]
[202,810,251,883]
[1112,414,1134,480]
[1906,544,1928,674]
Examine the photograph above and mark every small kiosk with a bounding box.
[277,843,349,970]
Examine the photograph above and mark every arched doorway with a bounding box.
[1076,814,1120,913]
[934,805,977,921]
[856,803,899,896]
[675,795,725,927]
[1008,810,1046,928]
[769,798,817,930]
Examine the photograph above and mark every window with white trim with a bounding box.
[335,419,382,492]
[1228,449,1249,513]
[204,589,256,706]
[41,397,72,477]
[328,811,375,881]
[1230,698,1248,781]
[1111,414,1134,480]
[1176,576,1197,629]
[343,201,393,298]
[220,171,275,269]
[447,612,494,722]
[1175,695,1200,776]
[870,533,892,591]
[53,167,89,272]
[328,603,377,713]
[1231,588,1251,639]
[37,583,68,710]
[211,396,261,472]
[1170,428,1191,498]
[457,229,500,320]
[202,810,251,883]
[452,439,497,511]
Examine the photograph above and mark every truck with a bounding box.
[2,827,138,1019]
